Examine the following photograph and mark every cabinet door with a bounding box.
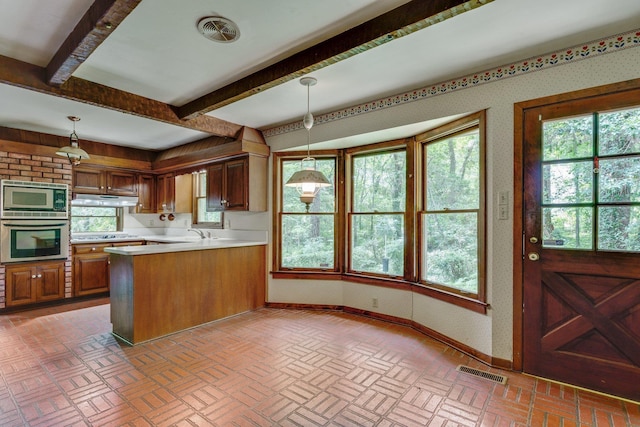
[37,262,65,301]
[137,174,155,213]
[224,158,248,210]
[156,173,175,212]
[107,171,137,196]
[73,168,105,194]
[206,163,224,211]
[73,254,110,296]
[5,265,36,306]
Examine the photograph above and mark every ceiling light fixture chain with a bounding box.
[284,77,331,213]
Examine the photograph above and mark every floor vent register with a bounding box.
[456,365,508,385]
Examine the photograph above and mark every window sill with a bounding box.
[270,270,488,314]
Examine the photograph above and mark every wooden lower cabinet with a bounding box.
[5,260,65,307]
[73,241,143,296]
[110,245,266,344]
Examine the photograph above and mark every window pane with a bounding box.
[352,151,406,212]
[543,116,593,161]
[282,214,334,268]
[197,198,222,223]
[283,159,335,213]
[70,206,118,233]
[423,212,478,293]
[599,107,640,155]
[598,156,640,203]
[598,206,640,252]
[351,214,404,276]
[542,207,593,249]
[542,161,593,204]
[426,130,479,211]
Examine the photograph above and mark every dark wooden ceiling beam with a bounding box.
[0,55,242,138]
[46,0,142,86]
[177,0,489,120]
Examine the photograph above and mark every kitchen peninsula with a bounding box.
[105,237,266,345]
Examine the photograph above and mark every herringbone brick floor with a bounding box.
[0,299,638,426]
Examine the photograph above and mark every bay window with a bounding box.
[273,111,486,310]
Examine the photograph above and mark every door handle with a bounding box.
[528,252,540,261]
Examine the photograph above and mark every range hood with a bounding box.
[72,194,139,207]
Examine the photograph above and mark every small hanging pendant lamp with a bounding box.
[284,77,331,212]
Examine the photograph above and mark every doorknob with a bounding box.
[528,252,540,261]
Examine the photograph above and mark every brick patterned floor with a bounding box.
[0,299,638,426]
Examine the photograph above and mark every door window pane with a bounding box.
[598,206,640,251]
[542,161,593,204]
[423,212,478,293]
[542,207,593,249]
[543,115,593,161]
[598,156,640,203]
[282,214,334,269]
[598,107,640,155]
[351,214,404,276]
[426,131,479,211]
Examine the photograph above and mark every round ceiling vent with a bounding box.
[197,16,240,43]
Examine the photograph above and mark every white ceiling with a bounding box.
[0,0,639,151]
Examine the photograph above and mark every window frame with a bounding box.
[191,170,223,228]
[416,111,486,303]
[346,143,409,280]
[70,206,123,233]
[272,150,341,274]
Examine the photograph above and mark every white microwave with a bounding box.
[1,180,68,219]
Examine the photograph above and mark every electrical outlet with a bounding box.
[224,219,231,229]
[372,298,379,308]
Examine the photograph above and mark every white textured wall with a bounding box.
[264,38,640,362]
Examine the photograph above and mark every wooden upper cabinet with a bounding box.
[137,174,155,213]
[72,167,137,196]
[156,172,175,213]
[106,170,137,196]
[206,155,266,212]
[73,167,104,194]
[206,163,225,211]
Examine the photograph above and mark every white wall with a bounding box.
[263,32,640,362]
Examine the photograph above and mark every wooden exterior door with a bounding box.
[521,87,640,401]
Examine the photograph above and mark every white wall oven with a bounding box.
[1,180,68,219]
[0,220,69,263]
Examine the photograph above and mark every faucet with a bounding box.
[187,228,206,239]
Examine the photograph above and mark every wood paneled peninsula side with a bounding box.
[105,237,266,345]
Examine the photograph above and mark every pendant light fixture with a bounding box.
[56,116,90,166]
[284,77,331,212]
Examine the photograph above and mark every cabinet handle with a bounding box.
[91,247,96,251]
[37,274,42,278]
[108,186,112,190]
[32,274,36,279]
[100,186,105,189]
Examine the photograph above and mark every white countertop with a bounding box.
[104,237,267,256]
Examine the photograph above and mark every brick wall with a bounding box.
[0,149,73,309]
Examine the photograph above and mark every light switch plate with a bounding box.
[498,191,509,205]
